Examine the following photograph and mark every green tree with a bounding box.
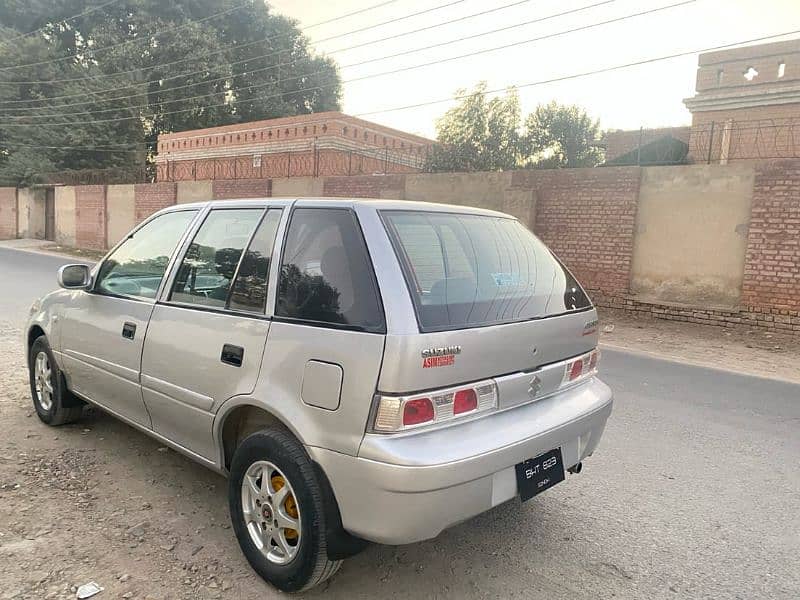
[426,82,521,172]
[521,101,603,168]
[0,0,341,185]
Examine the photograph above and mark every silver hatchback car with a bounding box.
[25,198,612,592]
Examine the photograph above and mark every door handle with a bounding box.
[122,322,137,340]
[221,344,244,367]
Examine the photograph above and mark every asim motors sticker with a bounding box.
[421,345,461,368]
[583,319,599,336]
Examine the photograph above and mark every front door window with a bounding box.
[95,210,197,299]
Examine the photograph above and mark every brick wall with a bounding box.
[322,174,406,198]
[74,185,106,250]
[212,178,272,200]
[741,160,800,322]
[688,104,800,162]
[0,187,17,240]
[29,163,800,335]
[512,167,642,297]
[133,182,176,223]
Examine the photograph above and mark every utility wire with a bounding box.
[6,29,798,153]
[0,1,258,71]
[0,0,125,49]
[0,0,687,125]
[2,0,609,117]
[0,0,503,108]
[0,0,423,85]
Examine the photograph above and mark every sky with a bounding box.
[267,0,800,139]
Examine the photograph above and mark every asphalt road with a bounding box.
[1,244,798,599]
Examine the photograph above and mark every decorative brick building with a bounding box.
[155,112,434,182]
[684,38,800,163]
[604,38,800,164]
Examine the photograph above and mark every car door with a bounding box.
[60,209,199,427]
[140,205,285,460]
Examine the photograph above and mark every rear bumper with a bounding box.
[308,377,613,545]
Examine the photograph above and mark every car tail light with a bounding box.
[372,380,497,433]
[402,398,434,426]
[453,388,478,415]
[562,348,600,386]
[568,359,583,381]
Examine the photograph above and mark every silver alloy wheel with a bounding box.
[241,460,302,565]
[34,351,54,412]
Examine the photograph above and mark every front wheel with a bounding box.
[228,428,341,592]
[29,336,83,426]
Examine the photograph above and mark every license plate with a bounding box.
[515,448,565,502]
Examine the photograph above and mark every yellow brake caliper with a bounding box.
[271,474,299,541]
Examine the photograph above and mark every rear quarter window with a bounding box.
[276,208,385,333]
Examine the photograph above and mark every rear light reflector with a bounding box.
[562,348,600,386]
[453,388,478,414]
[569,359,584,381]
[372,380,497,433]
[402,397,434,426]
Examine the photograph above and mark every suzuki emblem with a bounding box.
[528,375,542,397]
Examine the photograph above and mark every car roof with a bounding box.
[167,197,512,219]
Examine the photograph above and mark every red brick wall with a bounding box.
[0,187,17,240]
[75,185,106,250]
[741,160,800,322]
[134,182,176,223]
[512,167,641,297]
[322,174,406,198]
[689,104,800,162]
[212,179,272,200]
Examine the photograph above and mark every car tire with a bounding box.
[229,428,342,593]
[29,336,83,426]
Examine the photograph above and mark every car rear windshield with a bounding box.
[381,210,592,332]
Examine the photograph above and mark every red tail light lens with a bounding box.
[589,350,599,370]
[453,388,478,414]
[569,359,584,381]
[372,380,498,433]
[402,397,434,426]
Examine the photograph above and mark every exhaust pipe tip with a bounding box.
[568,462,583,474]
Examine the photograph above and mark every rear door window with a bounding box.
[228,209,282,313]
[276,208,385,333]
[382,211,591,332]
[170,209,263,308]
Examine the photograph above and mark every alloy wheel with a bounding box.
[241,460,302,565]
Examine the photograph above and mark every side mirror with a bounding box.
[57,264,92,290]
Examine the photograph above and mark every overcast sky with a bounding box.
[267,0,799,139]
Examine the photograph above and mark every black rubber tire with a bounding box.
[229,428,342,592]
[28,336,83,426]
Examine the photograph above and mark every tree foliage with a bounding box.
[426,82,521,172]
[427,82,603,172]
[521,101,603,168]
[0,0,341,185]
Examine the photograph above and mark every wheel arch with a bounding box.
[215,399,306,473]
[217,398,368,560]
[26,325,47,367]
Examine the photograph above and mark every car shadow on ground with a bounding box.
[68,405,606,599]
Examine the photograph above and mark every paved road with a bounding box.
[0,245,90,325]
[0,245,798,599]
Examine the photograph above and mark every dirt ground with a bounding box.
[1,309,798,599]
[598,308,800,384]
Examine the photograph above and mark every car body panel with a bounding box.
[60,293,155,427]
[140,304,272,460]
